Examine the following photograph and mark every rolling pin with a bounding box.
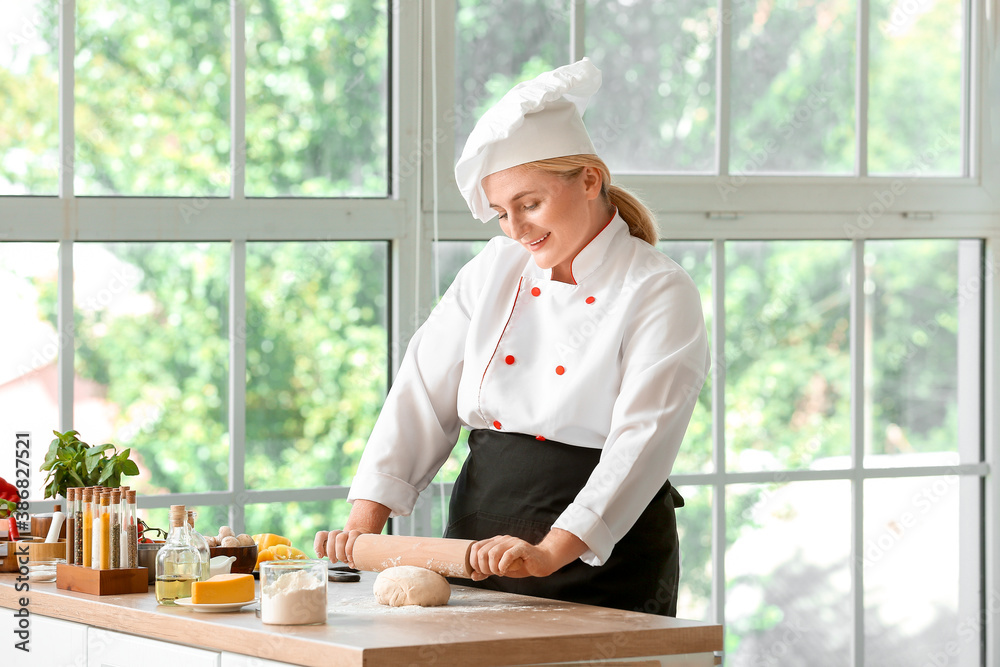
[352,534,476,578]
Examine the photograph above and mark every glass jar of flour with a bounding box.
[260,559,328,625]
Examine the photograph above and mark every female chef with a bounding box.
[315,58,710,616]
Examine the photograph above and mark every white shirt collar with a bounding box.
[524,210,627,284]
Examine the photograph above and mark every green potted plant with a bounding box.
[40,430,140,499]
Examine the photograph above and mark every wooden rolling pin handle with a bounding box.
[351,534,476,579]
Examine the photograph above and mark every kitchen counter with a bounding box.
[0,572,722,666]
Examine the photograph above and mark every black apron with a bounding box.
[443,429,684,616]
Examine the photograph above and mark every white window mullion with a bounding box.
[390,0,427,537]
[711,239,726,626]
[57,241,74,431]
[57,0,75,431]
[715,0,732,177]
[961,0,974,179]
[59,0,74,200]
[957,472,984,667]
[850,239,866,667]
[231,0,246,200]
[570,0,586,63]
[985,236,1000,667]
[228,1,247,530]
[957,240,984,465]
[228,240,247,533]
[855,0,869,176]
[430,0,442,301]
[956,240,983,667]
[397,0,429,376]
[675,463,986,486]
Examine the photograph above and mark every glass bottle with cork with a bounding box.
[186,510,211,581]
[155,505,204,605]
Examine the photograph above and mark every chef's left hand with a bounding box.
[469,528,588,581]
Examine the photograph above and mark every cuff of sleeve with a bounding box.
[347,472,420,518]
[551,502,615,566]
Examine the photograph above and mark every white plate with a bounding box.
[173,597,257,612]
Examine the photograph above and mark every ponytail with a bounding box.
[523,155,660,245]
[608,185,658,246]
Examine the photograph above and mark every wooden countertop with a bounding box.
[0,572,722,666]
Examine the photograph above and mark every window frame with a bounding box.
[1,1,997,665]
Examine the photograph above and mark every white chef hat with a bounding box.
[455,58,602,223]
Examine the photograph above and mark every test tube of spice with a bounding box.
[74,488,84,565]
[65,488,76,564]
[118,486,127,516]
[119,486,129,532]
[124,490,138,568]
[119,487,129,567]
[91,490,103,569]
[98,491,111,569]
[109,489,121,568]
[82,487,93,568]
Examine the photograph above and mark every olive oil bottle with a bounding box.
[155,505,205,605]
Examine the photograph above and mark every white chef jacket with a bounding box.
[348,213,711,565]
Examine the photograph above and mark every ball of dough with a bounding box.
[236,533,254,546]
[220,535,240,547]
[218,526,235,538]
[205,536,218,547]
[373,566,451,607]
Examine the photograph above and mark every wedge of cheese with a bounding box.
[191,573,255,605]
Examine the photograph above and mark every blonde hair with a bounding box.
[521,155,659,245]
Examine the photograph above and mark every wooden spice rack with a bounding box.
[56,563,148,595]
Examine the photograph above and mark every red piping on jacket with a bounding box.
[477,276,524,425]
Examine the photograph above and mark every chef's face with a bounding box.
[483,165,605,283]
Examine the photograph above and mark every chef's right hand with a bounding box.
[314,499,392,568]
[314,529,366,568]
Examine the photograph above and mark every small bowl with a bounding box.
[209,544,258,574]
[27,558,65,583]
[137,541,165,584]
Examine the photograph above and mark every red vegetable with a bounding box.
[0,477,19,503]
[7,516,20,541]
